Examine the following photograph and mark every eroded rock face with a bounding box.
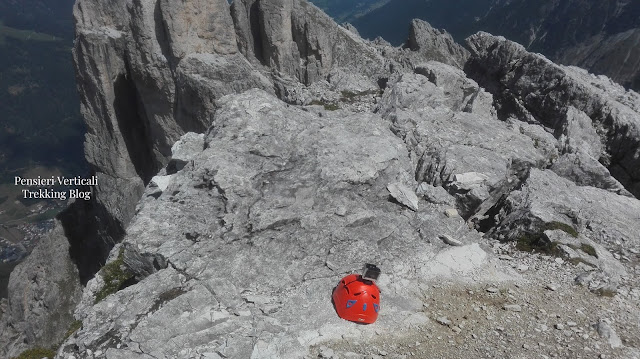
[465,32,640,198]
[73,0,273,233]
[159,0,238,58]
[407,19,469,69]
[71,0,393,257]
[231,0,388,85]
[58,90,498,358]
[488,168,639,289]
[378,62,553,217]
[57,85,640,358]
[0,223,82,357]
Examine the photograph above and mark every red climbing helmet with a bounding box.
[332,264,381,324]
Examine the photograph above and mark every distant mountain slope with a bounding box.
[476,0,640,56]
[0,0,76,39]
[352,0,640,90]
[558,29,640,91]
[352,0,492,44]
[308,0,391,22]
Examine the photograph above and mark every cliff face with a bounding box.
[2,0,640,358]
[68,0,392,283]
[72,0,390,241]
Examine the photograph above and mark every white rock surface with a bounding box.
[387,183,420,211]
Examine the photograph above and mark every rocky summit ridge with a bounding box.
[1,0,639,358]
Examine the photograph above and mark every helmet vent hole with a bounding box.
[354,292,362,296]
[371,295,377,299]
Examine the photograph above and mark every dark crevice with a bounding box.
[173,77,210,135]
[230,0,265,64]
[119,276,139,291]
[154,0,177,72]
[473,173,529,234]
[57,191,126,285]
[57,60,159,285]
[298,21,323,85]
[249,1,265,63]
[377,77,389,90]
[290,14,307,83]
[122,243,169,282]
[113,72,156,185]
[474,196,507,233]
[468,160,533,232]
[257,1,273,68]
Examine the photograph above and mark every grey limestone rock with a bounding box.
[465,31,640,198]
[439,234,463,247]
[159,0,238,58]
[0,222,82,358]
[230,0,260,62]
[341,22,360,37]
[232,0,387,85]
[595,320,624,349]
[387,182,420,211]
[559,106,604,158]
[366,21,471,77]
[550,150,633,197]
[167,132,205,173]
[149,175,173,193]
[57,89,497,359]
[378,68,552,217]
[413,61,495,119]
[175,53,274,127]
[407,19,470,69]
[489,168,640,283]
[288,0,388,84]
[451,172,490,192]
[492,168,640,245]
[257,0,298,74]
[416,183,455,206]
